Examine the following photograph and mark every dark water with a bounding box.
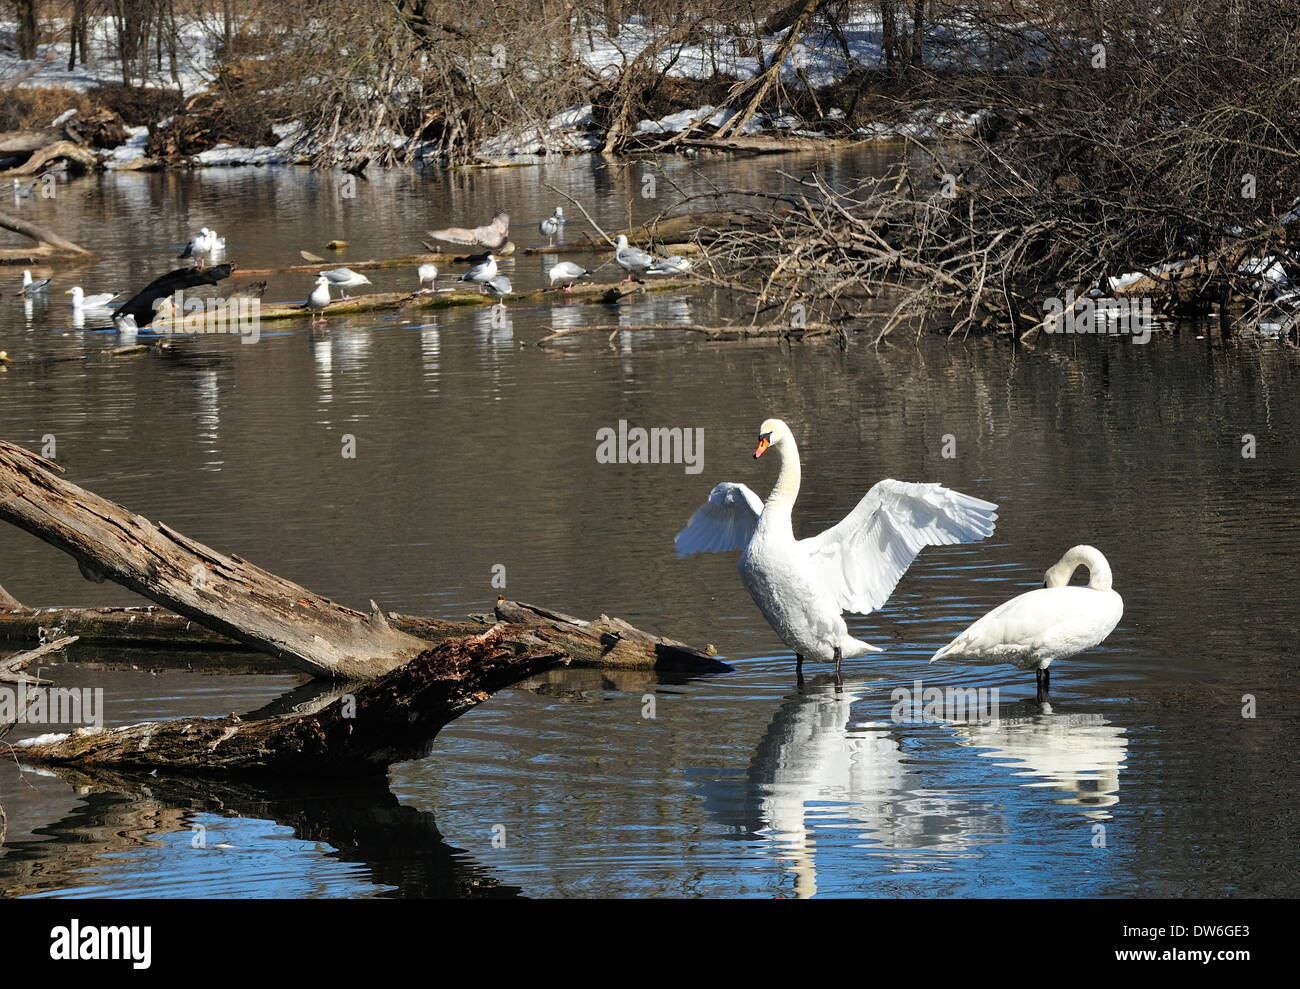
[1,153,1297,898]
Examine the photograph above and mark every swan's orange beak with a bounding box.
[753,436,770,458]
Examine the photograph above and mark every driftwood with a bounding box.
[0,440,431,679]
[0,209,95,264]
[1,625,563,776]
[714,0,825,139]
[0,592,730,674]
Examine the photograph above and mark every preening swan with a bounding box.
[929,545,1123,702]
[676,418,999,679]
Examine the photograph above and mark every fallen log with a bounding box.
[0,209,95,265]
[1,625,565,776]
[0,140,97,178]
[0,440,430,679]
[145,278,697,327]
[0,595,730,673]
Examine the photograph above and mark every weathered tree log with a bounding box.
[0,209,95,264]
[1,625,564,776]
[0,582,728,673]
[0,140,97,178]
[0,440,430,679]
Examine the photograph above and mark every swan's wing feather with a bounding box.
[801,479,998,614]
[675,482,763,556]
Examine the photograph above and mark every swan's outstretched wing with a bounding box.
[675,483,764,556]
[427,210,510,250]
[801,480,997,614]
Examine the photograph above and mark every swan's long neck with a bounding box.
[1049,545,1113,590]
[763,437,802,526]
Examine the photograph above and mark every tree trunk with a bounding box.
[2,626,567,776]
[16,0,40,59]
[0,207,95,261]
[0,440,430,679]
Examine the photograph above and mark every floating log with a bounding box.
[198,278,698,325]
[1,625,566,777]
[0,439,430,679]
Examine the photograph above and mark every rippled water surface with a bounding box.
[1,153,1297,897]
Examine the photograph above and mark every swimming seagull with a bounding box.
[321,268,371,298]
[418,263,438,292]
[66,286,122,309]
[307,275,332,325]
[614,235,655,282]
[458,254,498,293]
[539,207,570,245]
[548,261,589,291]
[18,270,50,297]
[12,178,37,201]
[428,210,512,255]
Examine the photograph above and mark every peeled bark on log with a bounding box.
[2,626,565,777]
[0,440,430,679]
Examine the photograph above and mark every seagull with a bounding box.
[548,261,589,291]
[307,275,332,325]
[418,263,438,292]
[12,178,37,201]
[18,270,50,297]
[646,255,693,276]
[66,286,122,309]
[321,267,371,298]
[428,210,512,255]
[113,313,138,336]
[485,274,512,300]
[179,228,224,263]
[614,234,654,282]
[458,254,498,293]
[539,207,570,244]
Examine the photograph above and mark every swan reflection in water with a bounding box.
[703,680,1128,896]
[951,704,1128,818]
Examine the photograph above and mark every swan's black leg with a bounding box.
[1036,666,1048,704]
[833,647,843,687]
[795,653,804,686]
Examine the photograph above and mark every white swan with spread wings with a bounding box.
[675,419,998,678]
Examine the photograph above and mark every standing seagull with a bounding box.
[539,207,569,245]
[548,261,589,291]
[418,263,438,292]
[458,254,498,293]
[428,209,512,255]
[18,270,50,297]
[676,419,998,681]
[179,228,224,265]
[307,275,332,325]
[485,274,512,300]
[930,545,1123,703]
[614,234,654,282]
[321,268,371,298]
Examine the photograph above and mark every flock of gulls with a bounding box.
[677,418,1123,700]
[11,203,695,332]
